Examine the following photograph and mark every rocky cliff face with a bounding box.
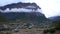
[0,2,41,10]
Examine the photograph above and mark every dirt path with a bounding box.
[12,28,44,34]
[12,31,43,34]
[12,29,60,34]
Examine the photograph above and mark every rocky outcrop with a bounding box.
[0,2,41,11]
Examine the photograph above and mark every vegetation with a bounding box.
[0,12,6,22]
[43,28,56,34]
[50,20,60,30]
[43,19,60,34]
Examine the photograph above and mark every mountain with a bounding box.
[1,12,46,22]
[0,2,41,10]
[0,12,6,22]
[48,16,60,21]
[49,16,60,30]
[0,12,52,29]
[0,2,52,30]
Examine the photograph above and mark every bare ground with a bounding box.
[0,28,60,34]
[12,28,44,34]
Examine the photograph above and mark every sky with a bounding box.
[0,0,60,18]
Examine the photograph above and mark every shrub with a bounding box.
[43,28,56,34]
[48,28,56,33]
[43,29,49,33]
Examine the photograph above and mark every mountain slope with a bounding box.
[0,12,52,28]
[2,12,46,21]
[48,16,60,21]
[0,2,52,30]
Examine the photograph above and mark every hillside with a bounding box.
[0,2,52,32]
[48,16,60,21]
[0,12,52,31]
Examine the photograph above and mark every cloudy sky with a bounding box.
[0,0,60,18]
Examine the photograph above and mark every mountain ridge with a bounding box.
[48,16,60,21]
[0,2,41,11]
